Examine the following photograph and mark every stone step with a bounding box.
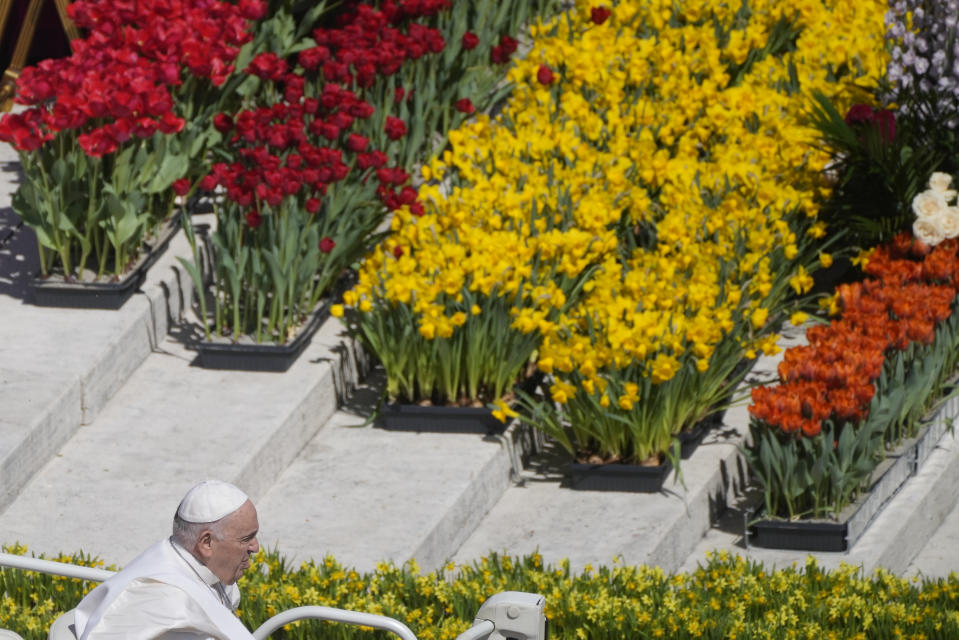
[0,204,195,516]
[0,318,365,565]
[448,326,809,574]
[449,323,959,578]
[255,368,524,573]
[452,394,752,573]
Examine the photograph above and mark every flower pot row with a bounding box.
[747,390,958,551]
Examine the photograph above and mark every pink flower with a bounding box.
[384,116,407,140]
[213,113,233,133]
[590,6,611,24]
[536,64,554,85]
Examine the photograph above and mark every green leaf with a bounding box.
[263,249,288,296]
[177,257,205,304]
[111,144,137,193]
[147,150,188,193]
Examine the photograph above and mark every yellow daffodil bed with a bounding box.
[336,0,889,464]
[4,545,959,639]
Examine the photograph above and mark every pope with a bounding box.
[74,480,261,639]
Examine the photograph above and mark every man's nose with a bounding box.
[249,537,260,553]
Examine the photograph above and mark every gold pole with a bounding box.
[0,0,15,49]
[0,0,79,112]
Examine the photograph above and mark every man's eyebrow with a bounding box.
[241,530,258,541]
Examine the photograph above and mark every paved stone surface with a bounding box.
[0,193,196,513]
[257,371,517,573]
[907,453,959,578]
[0,324,352,565]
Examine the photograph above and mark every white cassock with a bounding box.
[74,538,256,640]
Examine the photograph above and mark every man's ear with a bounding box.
[194,530,215,562]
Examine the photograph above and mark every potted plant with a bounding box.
[181,0,480,370]
[746,171,959,550]
[0,0,266,308]
[456,0,849,491]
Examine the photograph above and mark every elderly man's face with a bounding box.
[207,500,260,585]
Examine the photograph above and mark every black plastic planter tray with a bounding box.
[749,518,848,552]
[380,373,544,435]
[568,459,672,492]
[565,411,719,493]
[29,213,181,309]
[194,301,330,373]
[747,394,957,552]
[380,404,506,434]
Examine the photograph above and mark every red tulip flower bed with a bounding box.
[0,0,557,332]
[0,0,266,280]
[747,233,959,519]
[1,0,265,154]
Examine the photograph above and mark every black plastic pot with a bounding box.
[747,403,955,552]
[193,301,329,373]
[29,213,181,309]
[380,373,544,435]
[380,404,506,434]
[749,518,848,552]
[568,459,672,492]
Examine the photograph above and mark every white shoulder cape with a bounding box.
[73,539,255,640]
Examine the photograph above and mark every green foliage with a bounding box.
[14,131,180,281]
[806,90,945,249]
[745,417,885,520]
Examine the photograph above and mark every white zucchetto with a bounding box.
[176,480,249,523]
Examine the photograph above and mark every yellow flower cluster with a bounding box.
[345,202,593,342]
[514,0,887,401]
[339,0,887,445]
[6,545,959,640]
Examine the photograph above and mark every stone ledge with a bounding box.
[0,315,367,564]
[0,219,196,515]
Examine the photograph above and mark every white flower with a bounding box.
[938,206,959,239]
[913,189,949,218]
[928,171,954,194]
[914,215,946,246]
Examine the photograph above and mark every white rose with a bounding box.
[938,206,959,239]
[928,171,957,202]
[914,215,946,246]
[928,171,953,191]
[913,189,948,218]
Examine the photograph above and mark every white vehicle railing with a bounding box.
[251,605,418,640]
[0,553,546,640]
[0,552,114,583]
